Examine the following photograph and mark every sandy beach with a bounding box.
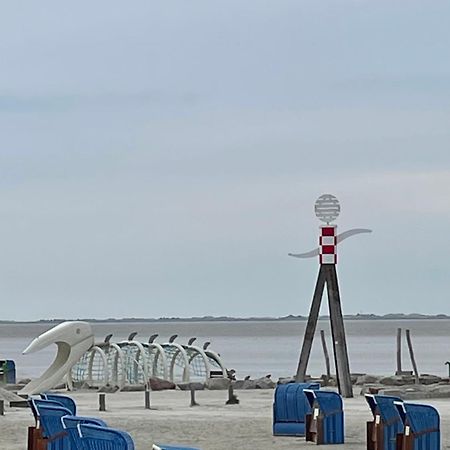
[1,388,449,449]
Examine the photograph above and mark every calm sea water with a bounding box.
[1,319,449,380]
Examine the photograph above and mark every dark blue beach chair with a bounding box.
[41,393,77,416]
[33,394,200,450]
[31,400,72,450]
[273,382,320,436]
[62,415,108,450]
[395,402,440,450]
[365,394,404,450]
[79,423,135,450]
[304,389,344,444]
[30,398,67,423]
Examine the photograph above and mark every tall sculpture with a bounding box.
[289,194,371,398]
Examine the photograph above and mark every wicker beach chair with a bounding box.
[304,389,345,444]
[41,393,77,416]
[272,382,321,436]
[29,398,66,425]
[62,415,108,450]
[365,394,404,450]
[78,423,135,450]
[395,402,440,450]
[31,401,72,450]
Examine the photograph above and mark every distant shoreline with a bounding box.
[1,313,449,324]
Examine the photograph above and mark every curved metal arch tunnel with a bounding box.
[70,335,227,390]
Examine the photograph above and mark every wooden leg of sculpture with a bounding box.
[325,264,353,398]
[295,266,327,382]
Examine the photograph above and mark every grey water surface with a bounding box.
[1,319,449,380]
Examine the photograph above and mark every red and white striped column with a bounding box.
[319,225,337,265]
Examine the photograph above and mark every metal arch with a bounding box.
[108,342,126,390]
[117,340,150,384]
[204,349,227,376]
[151,342,169,380]
[81,341,126,390]
[184,344,212,379]
[87,345,109,387]
[131,340,149,383]
[162,342,190,383]
[72,336,226,389]
[93,340,126,389]
[141,342,169,380]
[68,351,90,388]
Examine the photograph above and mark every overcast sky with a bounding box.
[1,1,450,320]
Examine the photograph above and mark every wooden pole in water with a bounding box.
[396,328,402,375]
[405,329,419,384]
[320,329,331,381]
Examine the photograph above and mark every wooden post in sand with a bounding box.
[226,382,239,405]
[99,393,106,411]
[190,385,199,407]
[145,384,151,409]
[0,400,4,416]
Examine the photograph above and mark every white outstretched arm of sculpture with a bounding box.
[288,228,372,258]
[20,321,94,395]
[335,228,372,243]
[288,248,320,258]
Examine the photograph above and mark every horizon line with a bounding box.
[2,312,450,324]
